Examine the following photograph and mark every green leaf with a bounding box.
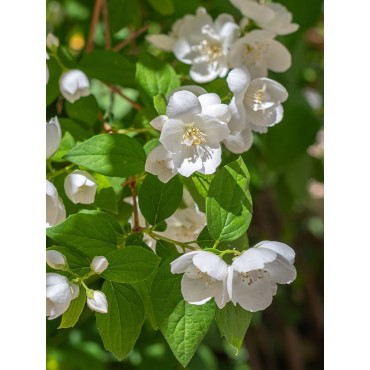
[93,173,118,214]
[147,0,174,15]
[46,213,117,257]
[182,176,206,213]
[206,157,252,242]
[136,53,180,107]
[51,131,76,163]
[101,246,160,283]
[47,245,91,277]
[80,50,135,86]
[46,58,62,106]
[153,93,167,115]
[143,138,160,156]
[215,302,252,354]
[132,271,158,330]
[78,209,123,235]
[192,173,214,199]
[155,240,178,260]
[59,289,86,329]
[65,95,100,126]
[64,134,146,177]
[96,281,145,360]
[138,174,183,226]
[151,257,216,367]
[58,118,93,141]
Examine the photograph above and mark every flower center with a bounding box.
[240,269,267,286]
[79,185,86,192]
[244,42,269,66]
[245,86,268,111]
[195,267,215,287]
[156,159,167,170]
[199,40,223,63]
[182,127,207,150]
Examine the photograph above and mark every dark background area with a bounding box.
[46,0,324,369]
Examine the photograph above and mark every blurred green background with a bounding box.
[46,0,324,369]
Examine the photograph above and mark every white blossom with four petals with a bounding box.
[230,0,299,35]
[46,273,79,320]
[64,170,97,204]
[228,29,291,78]
[146,88,230,182]
[46,180,66,227]
[170,251,229,309]
[228,241,296,311]
[224,66,288,153]
[59,69,90,103]
[148,7,240,83]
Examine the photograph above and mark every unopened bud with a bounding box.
[91,256,109,274]
[46,250,67,270]
[86,290,108,313]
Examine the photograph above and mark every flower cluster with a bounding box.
[46,251,109,319]
[171,241,296,311]
[146,1,297,181]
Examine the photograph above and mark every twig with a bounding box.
[86,0,104,53]
[101,0,111,49]
[113,24,150,52]
[104,83,143,111]
[127,178,142,233]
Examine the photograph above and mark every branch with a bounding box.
[86,0,104,53]
[101,0,111,49]
[127,178,142,233]
[113,24,150,52]
[104,83,143,111]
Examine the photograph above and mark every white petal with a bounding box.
[46,250,66,269]
[145,145,177,183]
[214,279,230,309]
[198,146,222,175]
[232,247,277,273]
[223,127,254,154]
[91,256,109,273]
[46,273,72,305]
[146,34,176,51]
[265,255,296,284]
[150,115,168,131]
[59,70,90,103]
[195,114,230,145]
[170,251,202,273]
[190,62,221,83]
[192,251,228,281]
[227,67,251,99]
[87,290,108,313]
[160,119,186,153]
[227,97,248,134]
[181,274,219,305]
[229,269,276,312]
[167,85,207,101]
[166,91,201,122]
[64,170,97,205]
[198,93,221,109]
[255,241,295,264]
[264,39,291,73]
[238,1,275,24]
[173,38,193,64]
[46,116,62,159]
[172,146,203,177]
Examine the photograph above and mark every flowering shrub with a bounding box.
[46,0,323,367]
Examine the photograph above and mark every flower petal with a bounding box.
[232,247,277,273]
[266,256,296,284]
[181,274,219,305]
[166,90,201,122]
[255,241,295,264]
[150,115,168,131]
[223,127,254,154]
[146,34,176,52]
[227,67,251,99]
[192,251,228,280]
[170,251,202,273]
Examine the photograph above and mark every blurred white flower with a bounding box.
[64,170,97,204]
[91,256,109,274]
[231,0,298,35]
[146,89,230,181]
[46,250,67,270]
[46,180,66,227]
[46,33,60,49]
[59,69,90,103]
[171,251,229,308]
[86,290,108,313]
[228,241,296,311]
[148,7,240,83]
[46,116,62,159]
[46,273,79,319]
[224,66,288,153]
[229,29,291,78]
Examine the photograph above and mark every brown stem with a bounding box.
[101,0,111,49]
[104,83,143,111]
[86,0,104,53]
[127,178,141,233]
[112,24,150,52]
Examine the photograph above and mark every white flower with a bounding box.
[224,66,287,153]
[46,116,62,159]
[231,0,298,35]
[64,170,97,204]
[46,180,66,227]
[148,7,240,83]
[46,250,67,270]
[227,241,296,312]
[171,251,229,308]
[229,29,291,78]
[59,69,90,103]
[86,290,108,313]
[146,89,230,181]
[46,33,60,50]
[46,273,79,320]
[91,256,109,274]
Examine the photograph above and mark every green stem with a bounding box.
[47,163,77,181]
[143,229,201,251]
[48,51,68,72]
[212,239,220,249]
[117,127,155,134]
[219,249,242,258]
